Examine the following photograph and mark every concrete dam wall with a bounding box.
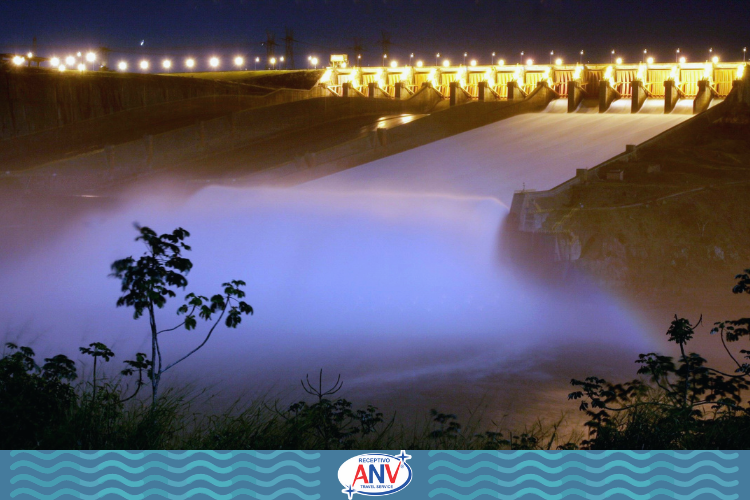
[0,68,267,140]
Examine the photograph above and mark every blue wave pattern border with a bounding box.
[9,450,322,500]
[427,451,741,499]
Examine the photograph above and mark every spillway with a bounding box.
[0,111,691,424]
[308,112,689,204]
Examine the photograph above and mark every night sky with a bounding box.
[2,0,750,67]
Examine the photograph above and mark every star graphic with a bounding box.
[342,484,356,500]
[397,450,412,462]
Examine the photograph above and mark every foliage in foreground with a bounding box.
[570,268,750,449]
[0,347,573,450]
[4,222,750,449]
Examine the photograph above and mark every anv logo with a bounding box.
[338,450,413,499]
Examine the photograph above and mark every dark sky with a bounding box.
[2,0,749,67]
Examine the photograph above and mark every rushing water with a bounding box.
[0,112,691,423]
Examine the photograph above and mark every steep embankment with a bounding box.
[172,69,323,90]
[0,67,272,140]
[523,98,750,293]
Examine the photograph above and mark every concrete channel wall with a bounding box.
[505,73,750,263]
[243,83,560,186]
[7,86,445,192]
[0,68,285,140]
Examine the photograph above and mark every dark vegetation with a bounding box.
[2,225,750,449]
[175,70,324,90]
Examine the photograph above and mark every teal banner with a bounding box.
[1,450,743,499]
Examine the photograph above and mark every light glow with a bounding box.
[573,64,583,80]
[637,63,647,82]
[234,56,244,67]
[162,59,172,69]
[85,52,96,63]
[737,64,745,79]
[484,68,495,86]
[646,56,654,65]
[604,65,614,87]
[140,60,149,70]
[65,55,76,66]
[12,55,25,66]
[117,61,128,71]
[679,56,686,64]
[615,57,623,65]
[470,59,477,66]
[457,65,467,89]
[712,55,719,64]
[497,59,505,66]
[555,58,563,65]
[50,57,60,67]
[185,58,195,69]
[443,59,450,67]
[390,61,397,68]
[58,65,66,72]
[416,60,423,67]
[209,57,220,68]
[526,58,533,66]
[77,63,86,72]
[428,68,437,87]
[669,65,681,87]
[542,67,552,87]
[704,62,713,82]
[319,69,332,83]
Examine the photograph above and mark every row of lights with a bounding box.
[13,48,747,73]
[13,51,319,72]
[116,55,280,72]
[375,48,747,68]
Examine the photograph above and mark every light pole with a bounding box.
[410,53,414,66]
[610,49,615,64]
[280,56,285,69]
[709,47,713,62]
[382,53,387,67]
[675,48,680,62]
[435,53,440,66]
[550,50,554,64]
[520,51,524,64]
[255,57,259,70]
[642,49,647,63]
[580,50,584,64]
[463,52,467,65]
[491,52,495,65]
[358,54,361,67]
[270,57,276,70]
[744,47,747,62]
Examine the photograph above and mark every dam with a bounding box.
[0,55,746,425]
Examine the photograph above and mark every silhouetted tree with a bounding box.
[110,225,253,405]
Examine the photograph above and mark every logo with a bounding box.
[338,450,413,499]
